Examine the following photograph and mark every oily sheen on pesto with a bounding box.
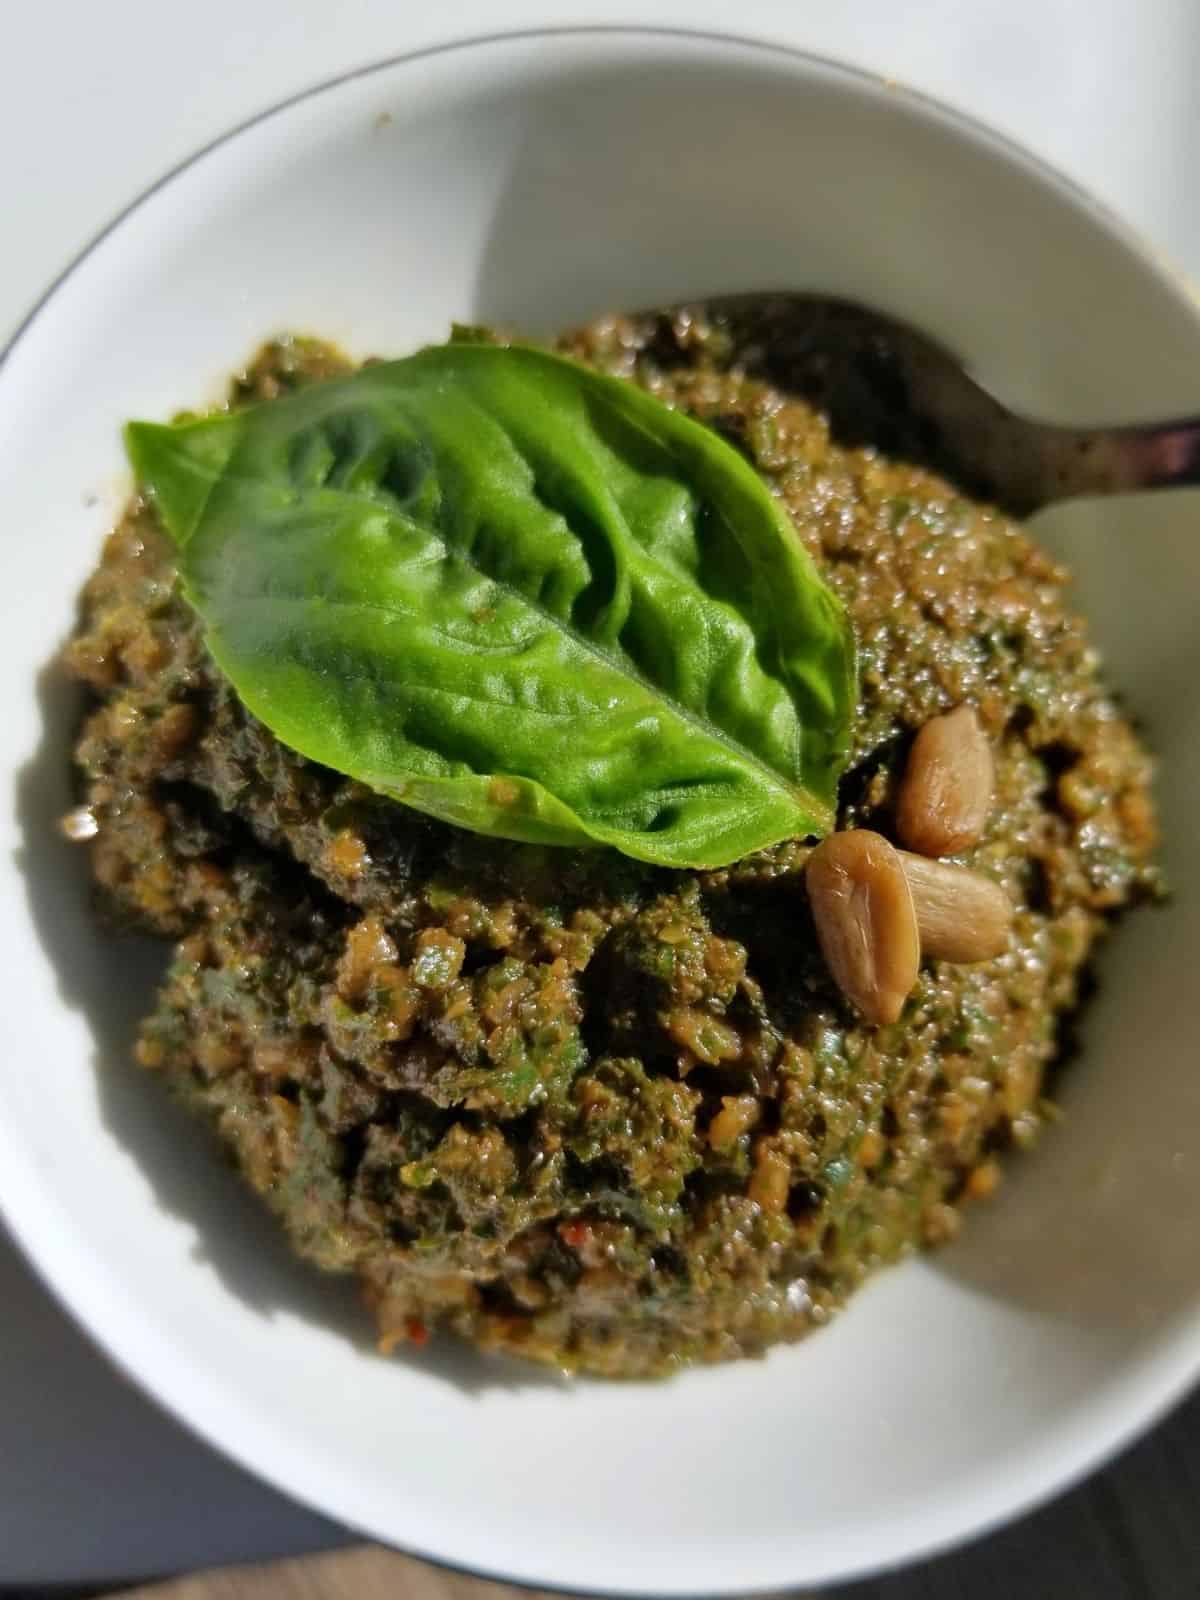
[66,318,1158,1379]
[126,344,856,869]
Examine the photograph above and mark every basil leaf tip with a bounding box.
[127,341,857,868]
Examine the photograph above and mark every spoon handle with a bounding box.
[894,392,1200,515]
[913,412,1200,517]
[647,295,1200,516]
[1078,418,1200,496]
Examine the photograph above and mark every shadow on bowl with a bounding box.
[466,65,1200,1350]
[14,653,565,1396]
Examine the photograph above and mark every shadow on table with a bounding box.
[14,653,562,1398]
[0,1223,346,1583]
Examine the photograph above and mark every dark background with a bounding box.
[2,1385,1197,1597]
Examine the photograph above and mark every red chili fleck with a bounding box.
[406,1317,430,1348]
[559,1221,593,1252]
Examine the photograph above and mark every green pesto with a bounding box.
[65,316,1158,1377]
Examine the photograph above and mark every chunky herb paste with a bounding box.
[64,311,1158,1377]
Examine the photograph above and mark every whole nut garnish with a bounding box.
[897,705,994,857]
[807,829,920,1026]
[898,850,1012,963]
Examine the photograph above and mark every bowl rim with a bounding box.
[2,22,1198,1594]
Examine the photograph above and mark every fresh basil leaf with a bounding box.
[126,343,856,868]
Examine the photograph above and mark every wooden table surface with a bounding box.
[6,1381,1197,1600]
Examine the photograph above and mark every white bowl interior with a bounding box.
[1,30,1198,1593]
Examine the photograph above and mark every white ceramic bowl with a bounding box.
[1,27,1198,1594]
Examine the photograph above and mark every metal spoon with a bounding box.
[643,294,1200,517]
